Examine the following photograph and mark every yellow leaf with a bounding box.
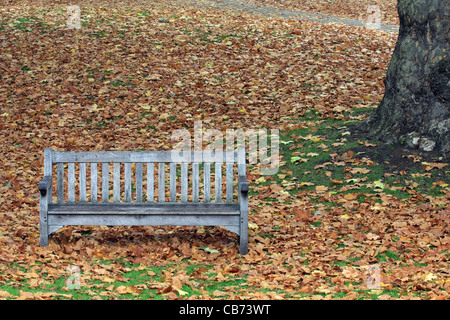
[424,273,437,281]
[103,277,115,283]
[255,177,266,184]
[177,289,189,296]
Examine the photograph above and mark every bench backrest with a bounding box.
[43,148,246,204]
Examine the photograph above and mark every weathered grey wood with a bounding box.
[102,163,109,203]
[147,162,154,202]
[226,163,233,203]
[124,162,131,202]
[57,162,64,203]
[68,163,75,202]
[40,149,53,247]
[224,225,239,234]
[49,213,239,227]
[215,163,222,203]
[44,148,53,202]
[40,148,249,253]
[204,163,211,203]
[170,162,176,202]
[181,163,188,202]
[79,163,86,202]
[238,147,246,177]
[136,163,143,203]
[238,175,249,255]
[53,151,237,163]
[48,203,240,214]
[48,225,63,235]
[91,163,98,203]
[158,163,165,203]
[192,163,199,202]
[113,162,120,202]
[40,148,53,246]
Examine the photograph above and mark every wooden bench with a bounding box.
[39,148,249,254]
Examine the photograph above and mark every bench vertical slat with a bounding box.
[192,163,199,202]
[226,163,233,203]
[158,163,165,202]
[238,147,246,176]
[204,163,211,203]
[57,162,64,203]
[124,163,131,202]
[170,163,176,202]
[215,163,222,203]
[68,163,75,202]
[181,162,188,202]
[79,163,86,202]
[147,162,154,202]
[102,163,109,203]
[136,163,143,203]
[113,162,120,202]
[91,163,98,203]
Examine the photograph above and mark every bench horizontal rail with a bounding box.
[52,151,238,163]
[48,214,240,227]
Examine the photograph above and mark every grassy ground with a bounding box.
[0,0,448,300]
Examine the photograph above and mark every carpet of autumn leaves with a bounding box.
[0,0,449,300]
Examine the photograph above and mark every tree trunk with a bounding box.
[362,0,449,158]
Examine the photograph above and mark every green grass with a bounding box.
[253,108,449,209]
[0,261,250,300]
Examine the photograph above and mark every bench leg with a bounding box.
[40,224,49,247]
[239,219,248,255]
[39,200,49,246]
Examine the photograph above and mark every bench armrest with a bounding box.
[39,176,52,196]
[238,175,249,194]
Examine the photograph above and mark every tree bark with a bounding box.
[362,0,450,158]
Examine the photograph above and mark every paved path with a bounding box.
[76,0,399,33]
[174,0,399,33]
